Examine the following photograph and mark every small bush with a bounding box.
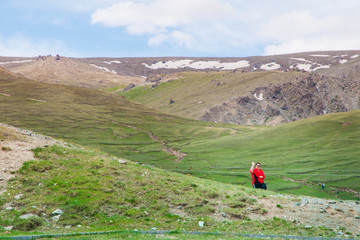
[15,218,42,231]
[1,146,11,151]
[229,202,247,208]
[206,191,219,199]
[22,160,53,173]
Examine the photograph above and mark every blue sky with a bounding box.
[1,0,360,57]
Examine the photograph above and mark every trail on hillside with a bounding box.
[75,109,187,161]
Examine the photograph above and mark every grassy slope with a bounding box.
[120,71,305,120]
[178,110,360,200]
[0,68,359,200]
[0,140,335,238]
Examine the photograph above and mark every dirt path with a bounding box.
[0,123,65,192]
[77,109,187,161]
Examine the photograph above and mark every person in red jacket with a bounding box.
[250,162,267,190]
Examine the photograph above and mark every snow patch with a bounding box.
[350,54,359,59]
[0,60,35,65]
[296,64,312,72]
[290,57,313,63]
[309,54,330,57]
[290,57,330,72]
[339,59,348,64]
[90,64,117,74]
[104,60,121,64]
[254,93,264,101]
[312,64,331,71]
[260,62,280,70]
[142,60,250,70]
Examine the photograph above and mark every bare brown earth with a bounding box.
[0,123,359,235]
[1,56,144,89]
[0,123,65,191]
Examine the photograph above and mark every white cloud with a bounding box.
[91,0,237,33]
[9,0,121,12]
[260,5,360,55]
[91,0,241,51]
[149,31,195,47]
[0,34,75,57]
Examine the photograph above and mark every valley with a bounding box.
[0,50,359,238]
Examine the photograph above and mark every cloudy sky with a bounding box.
[1,0,360,57]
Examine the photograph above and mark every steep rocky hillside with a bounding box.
[202,73,360,125]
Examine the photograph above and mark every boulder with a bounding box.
[19,214,38,219]
[52,209,64,216]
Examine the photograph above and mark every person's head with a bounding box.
[255,162,261,168]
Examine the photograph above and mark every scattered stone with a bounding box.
[327,201,337,204]
[118,159,127,164]
[305,225,313,229]
[52,215,61,222]
[14,194,23,199]
[221,212,227,217]
[4,226,14,231]
[52,209,64,215]
[5,207,13,211]
[19,214,38,219]
[151,227,157,231]
[123,84,136,92]
[355,215,360,219]
[198,221,204,227]
[77,225,82,228]
[65,225,72,229]
[320,210,327,213]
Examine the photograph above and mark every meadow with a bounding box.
[0,69,359,200]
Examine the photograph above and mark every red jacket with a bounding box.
[251,168,265,184]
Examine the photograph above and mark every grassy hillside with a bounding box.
[0,68,359,200]
[176,110,360,200]
[120,71,306,120]
[0,130,339,238]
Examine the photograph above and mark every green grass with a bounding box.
[0,145,337,238]
[0,69,359,200]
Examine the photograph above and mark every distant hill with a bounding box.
[1,50,360,125]
[121,69,360,125]
[77,50,360,77]
[0,55,144,89]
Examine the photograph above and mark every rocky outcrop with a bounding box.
[201,74,360,125]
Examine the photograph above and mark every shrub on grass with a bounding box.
[1,146,11,151]
[15,218,42,231]
[229,202,247,209]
